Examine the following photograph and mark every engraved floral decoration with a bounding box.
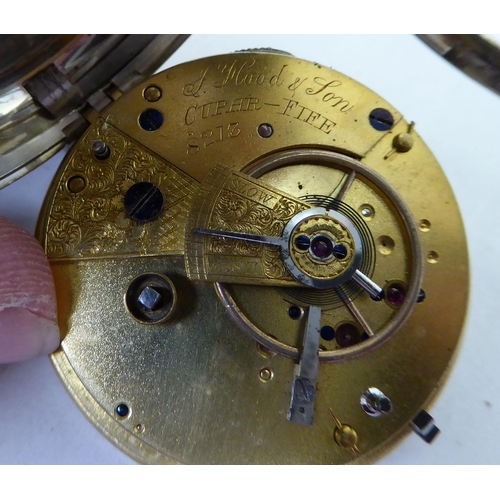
[262,246,288,279]
[212,190,303,237]
[207,183,308,280]
[45,119,197,260]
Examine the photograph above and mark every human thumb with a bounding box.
[0,215,60,364]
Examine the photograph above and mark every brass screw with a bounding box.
[143,85,162,102]
[328,409,359,454]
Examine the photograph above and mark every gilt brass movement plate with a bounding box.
[37,51,468,464]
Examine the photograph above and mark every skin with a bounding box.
[0,216,60,364]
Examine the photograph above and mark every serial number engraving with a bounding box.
[187,122,241,155]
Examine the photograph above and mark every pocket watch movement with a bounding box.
[32,46,468,464]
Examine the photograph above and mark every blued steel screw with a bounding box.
[139,108,164,131]
[124,182,163,222]
[294,235,310,250]
[115,403,129,418]
[288,305,302,319]
[332,244,348,259]
[369,108,394,131]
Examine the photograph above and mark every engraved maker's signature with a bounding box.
[182,58,354,115]
[183,59,287,97]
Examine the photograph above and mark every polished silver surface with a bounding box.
[0,34,190,189]
[352,269,384,301]
[137,287,161,312]
[192,228,283,247]
[91,139,109,160]
[360,387,393,417]
[288,306,322,425]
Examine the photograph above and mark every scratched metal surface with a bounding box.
[0,35,499,464]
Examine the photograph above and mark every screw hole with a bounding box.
[376,235,395,255]
[419,219,431,232]
[427,251,439,264]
